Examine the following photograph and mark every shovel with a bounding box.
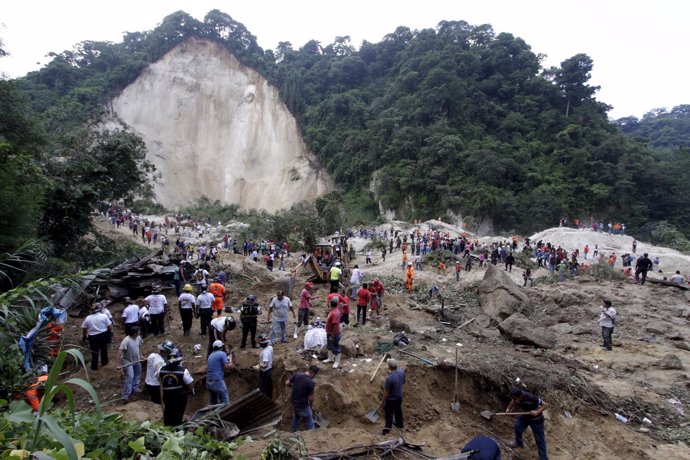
[314,410,330,428]
[480,410,532,420]
[364,405,381,423]
[451,348,460,412]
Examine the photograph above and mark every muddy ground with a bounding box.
[62,218,690,459]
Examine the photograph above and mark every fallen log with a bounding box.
[647,278,689,290]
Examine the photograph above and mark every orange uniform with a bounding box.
[208,282,226,315]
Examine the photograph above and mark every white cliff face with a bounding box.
[111,37,333,211]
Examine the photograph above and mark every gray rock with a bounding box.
[478,265,531,319]
[498,313,557,349]
[658,354,684,370]
[673,341,690,352]
[550,323,574,335]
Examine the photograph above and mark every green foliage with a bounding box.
[649,221,690,252]
[177,196,240,225]
[617,105,690,149]
[1,403,241,459]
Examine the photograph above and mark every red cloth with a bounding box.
[327,292,350,314]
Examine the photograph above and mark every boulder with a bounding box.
[549,323,574,335]
[673,341,690,352]
[498,313,557,349]
[478,265,531,319]
[658,354,684,370]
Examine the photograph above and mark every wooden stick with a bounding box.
[370,352,388,382]
[457,318,475,329]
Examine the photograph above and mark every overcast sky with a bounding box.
[1,0,687,119]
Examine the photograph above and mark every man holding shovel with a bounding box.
[117,326,143,404]
[381,358,405,435]
[505,386,548,460]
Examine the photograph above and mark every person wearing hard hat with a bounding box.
[239,295,261,349]
[178,284,196,336]
[145,340,174,404]
[329,261,342,293]
[158,348,194,426]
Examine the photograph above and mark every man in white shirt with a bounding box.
[349,265,364,300]
[145,340,174,404]
[145,286,168,336]
[670,270,685,285]
[598,300,617,351]
[258,334,274,398]
[178,284,196,336]
[121,297,140,335]
[196,285,215,336]
[208,316,236,356]
[81,303,113,370]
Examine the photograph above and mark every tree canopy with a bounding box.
[3,10,689,248]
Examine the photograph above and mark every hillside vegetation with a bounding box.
[2,9,689,269]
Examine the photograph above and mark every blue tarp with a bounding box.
[18,306,67,370]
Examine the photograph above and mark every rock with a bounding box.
[673,341,690,352]
[469,327,501,339]
[498,313,557,349]
[658,354,684,370]
[478,265,531,319]
[475,314,496,328]
[645,322,669,336]
[670,306,690,318]
[111,37,333,211]
[550,323,574,335]
[389,317,411,333]
[554,291,583,307]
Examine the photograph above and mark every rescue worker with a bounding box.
[145,285,167,336]
[322,297,342,368]
[404,262,415,293]
[635,253,653,285]
[381,358,405,435]
[158,348,194,426]
[208,276,226,318]
[178,284,196,336]
[329,261,342,293]
[81,302,113,370]
[294,282,313,339]
[145,340,174,404]
[121,297,140,336]
[196,285,215,335]
[257,333,274,398]
[461,435,501,460]
[25,373,49,412]
[208,315,236,356]
[506,386,549,460]
[240,295,261,348]
[207,340,232,404]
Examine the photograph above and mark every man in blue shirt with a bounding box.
[506,386,548,460]
[207,340,232,404]
[381,358,405,435]
[461,435,501,460]
[286,365,319,432]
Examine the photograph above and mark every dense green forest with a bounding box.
[2,9,689,273]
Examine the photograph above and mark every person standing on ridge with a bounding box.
[598,300,617,351]
[635,253,653,285]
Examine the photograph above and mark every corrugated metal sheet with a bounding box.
[189,389,282,436]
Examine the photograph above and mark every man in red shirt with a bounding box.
[356,283,371,326]
[327,288,350,328]
[371,278,385,310]
[322,298,342,368]
[294,282,313,339]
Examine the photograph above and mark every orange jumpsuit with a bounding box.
[405,266,415,292]
[208,282,226,316]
